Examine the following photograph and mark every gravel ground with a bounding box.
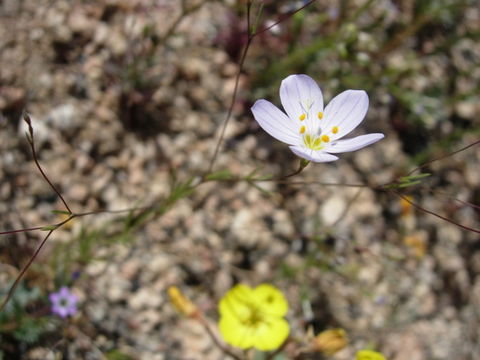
[1,1,479,359]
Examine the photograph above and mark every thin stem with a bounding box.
[252,0,317,38]
[331,187,364,228]
[0,226,44,235]
[197,315,243,360]
[207,2,253,174]
[406,138,480,176]
[159,0,209,44]
[0,230,54,312]
[23,114,72,214]
[280,160,310,180]
[418,187,480,211]
[391,190,480,234]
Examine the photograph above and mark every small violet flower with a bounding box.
[49,286,78,318]
[252,74,384,162]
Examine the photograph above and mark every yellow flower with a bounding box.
[356,349,386,360]
[312,328,348,355]
[219,284,289,351]
[168,286,198,318]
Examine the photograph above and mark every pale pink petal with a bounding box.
[325,133,384,153]
[289,146,339,162]
[280,74,323,133]
[322,90,369,139]
[252,99,300,145]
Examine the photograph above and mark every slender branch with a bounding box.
[406,138,480,176]
[197,315,243,360]
[418,187,480,211]
[23,113,72,214]
[0,230,54,312]
[0,226,44,236]
[252,0,317,38]
[207,1,253,174]
[391,190,480,234]
[331,187,364,228]
[159,0,210,44]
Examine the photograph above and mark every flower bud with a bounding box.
[168,286,198,318]
[312,328,348,355]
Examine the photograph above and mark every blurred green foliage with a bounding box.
[0,282,49,354]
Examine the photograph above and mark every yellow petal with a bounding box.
[253,316,290,351]
[219,284,254,319]
[253,284,288,316]
[219,311,255,349]
[356,350,386,360]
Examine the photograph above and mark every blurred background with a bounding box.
[0,0,479,359]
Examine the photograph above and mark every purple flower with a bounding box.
[49,286,78,318]
[251,74,384,162]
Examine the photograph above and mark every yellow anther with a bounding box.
[299,114,306,121]
[321,135,330,143]
[300,125,306,134]
[332,126,338,134]
[318,112,324,120]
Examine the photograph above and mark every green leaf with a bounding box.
[250,2,265,35]
[204,169,232,181]
[41,225,57,231]
[51,210,71,215]
[105,350,134,360]
[399,173,431,182]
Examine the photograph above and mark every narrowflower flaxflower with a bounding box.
[356,349,387,360]
[252,74,384,162]
[219,284,289,351]
[49,286,78,318]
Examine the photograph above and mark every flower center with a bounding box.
[242,307,265,328]
[303,134,324,150]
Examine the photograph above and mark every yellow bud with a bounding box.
[356,349,386,360]
[399,195,414,217]
[168,286,198,318]
[312,328,348,355]
[403,234,427,258]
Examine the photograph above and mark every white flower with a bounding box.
[251,74,384,162]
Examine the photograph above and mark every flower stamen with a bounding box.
[332,126,338,134]
[318,112,323,119]
[303,134,324,150]
[300,125,306,134]
[299,114,306,121]
[321,135,330,142]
